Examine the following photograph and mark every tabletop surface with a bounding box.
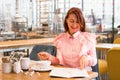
[96,43,120,50]
[0,38,54,49]
[0,65,98,80]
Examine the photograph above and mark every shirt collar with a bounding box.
[67,31,80,39]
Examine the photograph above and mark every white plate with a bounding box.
[31,66,53,71]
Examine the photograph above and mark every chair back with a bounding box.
[29,45,57,61]
[107,47,120,80]
[113,38,120,44]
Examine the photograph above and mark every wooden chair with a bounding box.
[107,47,120,80]
[98,59,107,75]
[97,50,108,79]
[113,38,120,44]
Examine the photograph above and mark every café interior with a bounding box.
[0,0,120,80]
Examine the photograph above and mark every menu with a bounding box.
[49,68,89,78]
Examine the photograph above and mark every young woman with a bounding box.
[38,7,97,71]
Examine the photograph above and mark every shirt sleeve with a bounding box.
[53,34,65,65]
[86,33,97,66]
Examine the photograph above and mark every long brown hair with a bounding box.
[64,7,86,32]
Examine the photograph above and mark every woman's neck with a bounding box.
[68,31,74,36]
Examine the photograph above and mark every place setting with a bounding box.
[1,51,90,79]
[1,50,54,73]
[30,60,54,72]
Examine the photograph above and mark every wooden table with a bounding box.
[0,65,98,80]
[96,43,120,50]
[0,38,54,49]
[96,43,120,59]
[0,38,54,56]
[0,71,98,80]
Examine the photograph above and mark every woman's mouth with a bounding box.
[71,26,78,30]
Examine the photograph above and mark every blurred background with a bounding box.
[0,0,120,43]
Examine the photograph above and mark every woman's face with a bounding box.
[67,14,80,35]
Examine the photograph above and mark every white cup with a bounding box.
[2,62,12,73]
[13,61,21,73]
[36,60,51,69]
[20,57,30,70]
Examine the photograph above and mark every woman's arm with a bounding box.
[48,54,60,65]
[38,52,60,65]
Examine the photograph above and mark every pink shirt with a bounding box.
[54,31,97,70]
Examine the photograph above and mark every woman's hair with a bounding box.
[64,7,86,32]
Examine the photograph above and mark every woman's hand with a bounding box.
[37,52,50,60]
[79,55,88,69]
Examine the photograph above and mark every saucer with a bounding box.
[31,65,53,71]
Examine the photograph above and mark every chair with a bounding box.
[113,38,120,44]
[96,50,108,79]
[29,44,57,61]
[107,47,120,80]
[98,59,107,75]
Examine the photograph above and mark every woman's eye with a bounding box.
[70,20,74,23]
